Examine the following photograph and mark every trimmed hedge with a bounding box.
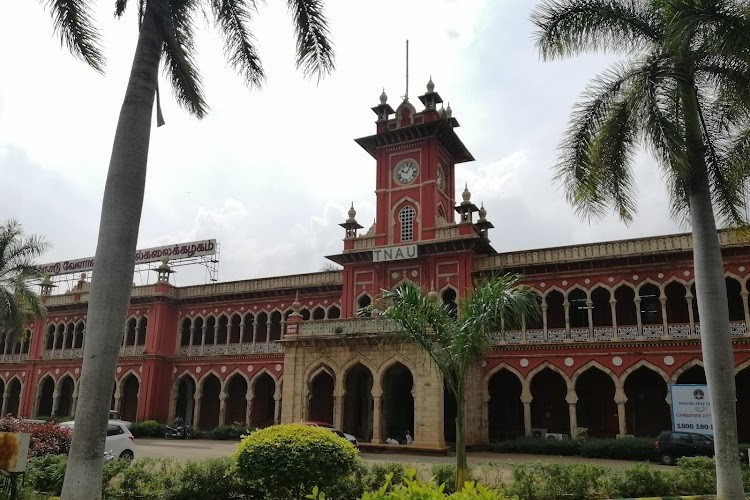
[129,420,165,438]
[579,437,654,461]
[487,436,580,456]
[232,423,359,499]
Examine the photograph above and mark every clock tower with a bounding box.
[328,78,495,317]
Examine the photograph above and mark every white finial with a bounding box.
[426,76,435,93]
[446,102,452,118]
[479,202,487,221]
[462,183,471,203]
[380,88,387,104]
[347,202,357,221]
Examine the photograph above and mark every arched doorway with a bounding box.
[624,366,670,436]
[343,364,373,441]
[736,366,750,443]
[675,365,706,384]
[6,379,21,416]
[382,363,414,443]
[175,376,196,426]
[251,373,275,428]
[487,368,524,442]
[120,375,139,422]
[37,376,54,417]
[225,374,247,425]
[308,370,334,424]
[530,368,569,435]
[575,367,617,438]
[199,374,221,430]
[57,377,75,417]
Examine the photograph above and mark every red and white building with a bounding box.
[1,81,749,448]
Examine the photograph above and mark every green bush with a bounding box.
[504,462,608,500]
[671,456,716,495]
[432,463,468,494]
[25,454,67,496]
[232,423,359,500]
[115,457,183,498]
[608,462,673,498]
[129,420,165,438]
[488,437,580,456]
[173,457,240,500]
[208,423,253,440]
[579,437,654,461]
[365,462,409,491]
[359,472,513,499]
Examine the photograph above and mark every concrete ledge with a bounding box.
[358,443,450,456]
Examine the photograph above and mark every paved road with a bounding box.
[134,438,667,474]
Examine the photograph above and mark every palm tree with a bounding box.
[381,275,539,489]
[0,220,48,340]
[39,0,335,497]
[531,1,750,497]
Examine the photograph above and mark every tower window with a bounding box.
[399,206,416,242]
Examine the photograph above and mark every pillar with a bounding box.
[521,390,532,436]
[274,395,282,425]
[114,396,123,414]
[193,396,202,430]
[52,393,60,417]
[371,392,382,444]
[1,394,9,415]
[686,292,697,338]
[333,393,343,430]
[563,301,571,338]
[742,291,750,336]
[610,299,619,339]
[168,396,177,423]
[660,294,669,339]
[566,390,578,438]
[615,386,627,436]
[635,298,643,338]
[218,393,227,425]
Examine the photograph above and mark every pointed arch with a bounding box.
[483,362,526,400]
[326,304,341,319]
[571,360,616,386]
[197,369,222,392]
[172,371,198,398]
[376,354,417,390]
[222,368,250,394]
[619,359,669,385]
[670,359,705,384]
[527,361,571,387]
[339,357,377,395]
[250,367,278,394]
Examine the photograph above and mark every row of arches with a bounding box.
[486,362,750,443]
[0,378,22,416]
[0,330,31,358]
[45,315,148,352]
[170,370,282,430]
[179,306,342,348]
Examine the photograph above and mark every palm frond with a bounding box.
[157,0,208,118]
[115,0,128,18]
[210,0,265,89]
[697,56,750,125]
[286,0,335,80]
[531,0,661,60]
[555,61,647,223]
[44,0,105,73]
[666,0,750,60]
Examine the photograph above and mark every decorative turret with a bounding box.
[40,274,55,296]
[418,76,443,110]
[474,202,494,238]
[339,203,364,238]
[155,259,174,283]
[455,184,479,223]
[371,89,395,122]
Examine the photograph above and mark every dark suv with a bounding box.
[654,430,714,465]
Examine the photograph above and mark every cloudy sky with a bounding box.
[0,0,683,287]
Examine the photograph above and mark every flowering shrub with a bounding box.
[0,416,71,456]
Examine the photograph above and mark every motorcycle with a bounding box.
[164,418,193,439]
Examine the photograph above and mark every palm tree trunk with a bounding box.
[61,10,163,500]
[455,382,469,491]
[682,80,745,499]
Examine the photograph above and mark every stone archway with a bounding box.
[487,368,524,442]
[199,374,221,430]
[308,370,334,424]
[343,364,373,441]
[575,367,617,438]
[382,363,414,443]
[624,366,670,437]
[120,374,139,422]
[37,376,54,417]
[530,368,569,435]
[251,373,275,428]
[175,376,196,426]
[57,377,75,417]
[225,374,247,425]
[675,365,706,384]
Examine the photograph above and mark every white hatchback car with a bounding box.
[60,420,136,461]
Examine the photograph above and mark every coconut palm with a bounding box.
[41,0,335,497]
[0,220,48,339]
[531,0,750,496]
[381,275,539,489]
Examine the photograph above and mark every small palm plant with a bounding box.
[381,274,540,489]
[0,220,48,340]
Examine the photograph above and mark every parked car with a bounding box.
[299,421,359,448]
[108,410,132,428]
[654,430,714,465]
[60,420,136,461]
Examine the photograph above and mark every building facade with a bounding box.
[2,82,750,448]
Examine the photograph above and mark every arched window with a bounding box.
[398,206,416,242]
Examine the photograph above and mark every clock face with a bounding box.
[437,165,446,191]
[394,159,419,184]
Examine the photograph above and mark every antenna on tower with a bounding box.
[405,39,409,100]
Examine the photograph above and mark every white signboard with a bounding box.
[670,384,713,435]
[373,244,418,262]
[39,239,217,276]
[0,432,30,472]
